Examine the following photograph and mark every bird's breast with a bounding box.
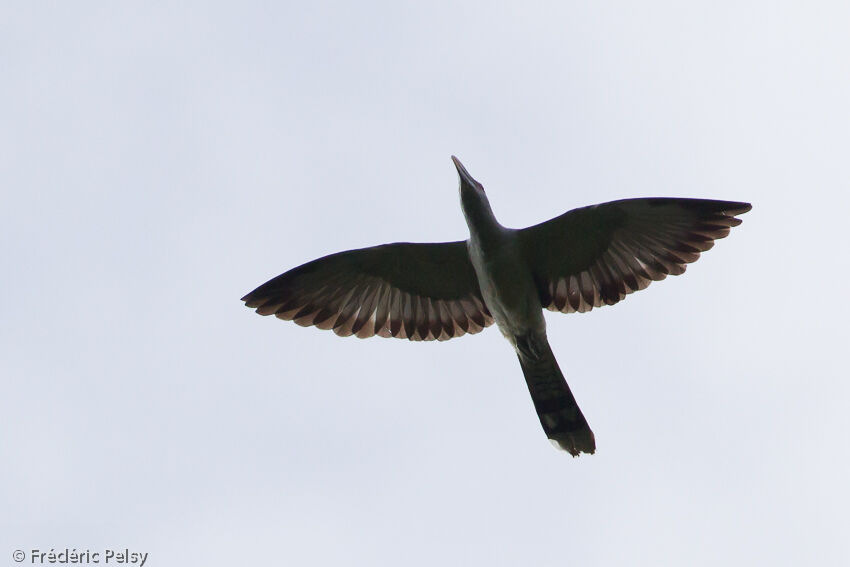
[467,235,545,339]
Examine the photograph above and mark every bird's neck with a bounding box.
[461,190,504,246]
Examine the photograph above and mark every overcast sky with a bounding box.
[2,2,849,566]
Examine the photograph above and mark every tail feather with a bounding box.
[516,334,595,456]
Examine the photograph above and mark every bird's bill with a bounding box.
[451,155,481,189]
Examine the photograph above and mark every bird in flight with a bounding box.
[242,157,751,456]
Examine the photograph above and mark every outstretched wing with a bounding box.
[242,241,493,341]
[518,198,752,313]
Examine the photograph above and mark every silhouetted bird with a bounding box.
[242,157,751,455]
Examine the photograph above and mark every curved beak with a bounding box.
[451,155,479,188]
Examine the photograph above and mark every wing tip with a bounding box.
[724,201,752,216]
[242,295,264,310]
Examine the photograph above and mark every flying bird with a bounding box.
[242,157,751,455]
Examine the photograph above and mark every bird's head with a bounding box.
[452,155,485,197]
[452,156,499,235]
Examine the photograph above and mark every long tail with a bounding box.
[515,333,595,456]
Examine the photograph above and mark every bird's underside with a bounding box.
[243,158,751,456]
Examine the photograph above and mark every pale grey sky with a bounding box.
[2,2,849,566]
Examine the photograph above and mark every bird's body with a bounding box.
[468,230,544,341]
[243,157,751,455]
[454,156,595,453]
